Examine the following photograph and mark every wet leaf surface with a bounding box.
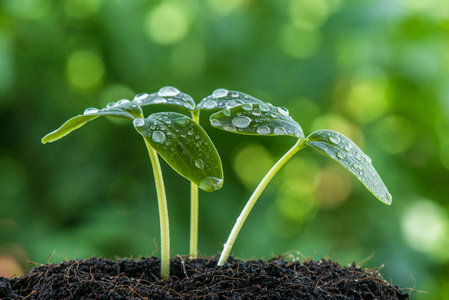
[134,112,223,192]
[210,102,304,138]
[305,129,392,204]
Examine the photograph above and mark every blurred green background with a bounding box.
[1,0,448,298]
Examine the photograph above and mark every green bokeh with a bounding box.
[1,0,448,297]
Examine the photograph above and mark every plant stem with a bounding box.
[144,139,170,279]
[217,139,305,266]
[190,109,200,259]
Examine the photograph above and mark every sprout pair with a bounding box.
[42,87,392,278]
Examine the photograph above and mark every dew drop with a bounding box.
[152,131,166,143]
[158,86,180,97]
[223,124,236,132]
[231,91,239,97]
[212,88,229,98]
[365,155,372,163]
[226,99,244,108]
[257,126,271,135]
[252,109,262,116]
[274,126,287,135]
[134,93,149,101]
[232,116,252,128]
[344,144,352,151]
[277,107,289,116]
[329,136,341,144]
[222,108,231,116]
[241,103,253,111]
[133,118,145,127]
[199,177,223,192]
[117,99,130,105]
[211,119,221,127]
[195,159,204,169]
[337,151,346,159]
[259,103,269,112]
[84,107,99,115]
[173,117,189,127]
[106,102,116,109]
[204,100,217,109]
[152,97,167,104]
[271,113,277,118]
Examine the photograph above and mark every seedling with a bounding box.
[196,88,392,266]
[42,87,392,278]
[41,87,223,279]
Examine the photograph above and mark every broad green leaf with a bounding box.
[133,112,223,192]
[196,89,264,111]
[132,86,196,111]
[209,102,304,138]
[41,99,143,144]
[304,130,392,205]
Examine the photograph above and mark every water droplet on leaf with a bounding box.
[211,119,221,127]
[241,103,253,111]
[84,107,99,115]
[259,103,269,112]
[337,151,346,159]
[277,107,289,116]
[199,176,223,192]
[223,124,236,132]
[117,99,130,105]
[158,86,180,97]
[330,136,341,144]
[232,116,252,128]
[152,131,166,143]
[257,126,271,135]
[252,109,262,116]
[134,93,149,101]
[195,159,204,169]
[133,118,145,127]
[274,126,287,135]
[204,100,217,109]
[212,88,229,98]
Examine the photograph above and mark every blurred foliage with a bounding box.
[0,0,448,297]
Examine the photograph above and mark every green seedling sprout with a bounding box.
[197,88,392,266]
[41,87,223,279]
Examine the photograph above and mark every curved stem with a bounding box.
[189,109,201,259]
[217,139,305,266]
[144,139,170,279]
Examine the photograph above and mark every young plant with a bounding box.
[41,87,223,279]
[197,89,392,266]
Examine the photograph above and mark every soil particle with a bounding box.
[1,256,409,299]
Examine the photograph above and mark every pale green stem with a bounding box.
[217,139,305,266]
[144,139,170,279]
[189,109,200,259]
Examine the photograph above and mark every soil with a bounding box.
[0,256,410,299]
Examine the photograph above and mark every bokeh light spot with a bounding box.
[344,66,389,124]
[207,0,248,15]
[375,115,415,154]
[311,113,363,146]
[66,50,105,92]
[65,0,102,19]
[279,24,321,59]
[233,143,273,188]
[144,2,190,45]
[314,165,352,209]
[289,0,329,31]
[3,0,50,20]
[402,200,449,261]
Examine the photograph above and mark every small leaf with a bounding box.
[133,112,223,192]
[41,100,143,144]
[209,103,304,138]
[196,89,265,111]
[132,86,196,111]
[305,130,392,204]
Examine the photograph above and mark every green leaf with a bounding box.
[304,130,392,205]
[133,112,223,192]
[132,86,196,111]
[196,89,264,111]
[41,99,143,144]
[209,102,304,138]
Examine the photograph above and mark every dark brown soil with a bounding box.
[1,256,409,299]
